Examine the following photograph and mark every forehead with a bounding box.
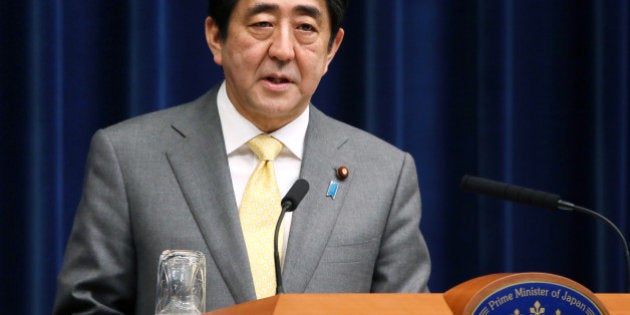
[233,0,330,20]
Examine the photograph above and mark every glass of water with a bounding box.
[155,250,206,315]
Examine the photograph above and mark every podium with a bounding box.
[206,273,630,314]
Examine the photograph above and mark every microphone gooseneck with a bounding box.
[274,179,310,294]
[461,174,630,293]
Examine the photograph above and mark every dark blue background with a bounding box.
[1,1,628,313]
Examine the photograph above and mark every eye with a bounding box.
[251,21,273,28]
[249,21,274,36]
[297,24,316,32]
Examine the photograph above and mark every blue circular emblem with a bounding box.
[472,281,604,315]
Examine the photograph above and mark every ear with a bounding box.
[323,28,345,73]
[205,17,224,66]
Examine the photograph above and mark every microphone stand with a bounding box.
[558,200,630,293]
[273,178,309,295]
[461,175,630,292]
[274,201,291,294]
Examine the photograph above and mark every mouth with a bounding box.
[264,75,292,84]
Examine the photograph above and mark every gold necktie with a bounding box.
[240,134,284,299]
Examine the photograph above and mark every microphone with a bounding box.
[280,178,310,211]
[460,175,630,293]
[460,174,562,210]
[274,179,309,294]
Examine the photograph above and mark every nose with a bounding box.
[268,26,295,61]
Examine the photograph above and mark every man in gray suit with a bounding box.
[54,0,431,313]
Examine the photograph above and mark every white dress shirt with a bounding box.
[216,81,308,263]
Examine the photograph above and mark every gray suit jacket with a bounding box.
[54,86,431,314]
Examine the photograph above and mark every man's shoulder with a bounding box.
[101,88,218,138]
[310,106,406,157]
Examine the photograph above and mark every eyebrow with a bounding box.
[246,3,278,17]
[246,3,323,22]
[294,5,323,21]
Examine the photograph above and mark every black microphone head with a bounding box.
[461,175,561,211]
[281,179,309,212]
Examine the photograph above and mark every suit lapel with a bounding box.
[282,106,353,293]
[164,96,352,297]
[165,89,256,303]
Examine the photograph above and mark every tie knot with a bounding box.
[248,134,283,161]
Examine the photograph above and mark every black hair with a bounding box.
[207,0,348,48]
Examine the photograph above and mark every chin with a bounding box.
[255,100,303,115]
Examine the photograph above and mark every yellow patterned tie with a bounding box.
[240,134,284,299]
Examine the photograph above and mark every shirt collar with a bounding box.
[217,81,308,159]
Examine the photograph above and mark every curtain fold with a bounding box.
[1,1,628,313]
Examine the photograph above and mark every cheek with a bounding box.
[231,47,269,77]
[222,49,252,74]
[299,51,329,79]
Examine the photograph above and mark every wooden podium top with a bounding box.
[597,294,630,314]
[206,293,629,315]
[208,293,452,315]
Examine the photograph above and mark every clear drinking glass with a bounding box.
[155,250,206,315]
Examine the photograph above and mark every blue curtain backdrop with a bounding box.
[1,1,628,313]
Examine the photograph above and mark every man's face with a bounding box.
[206,0,344,132]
